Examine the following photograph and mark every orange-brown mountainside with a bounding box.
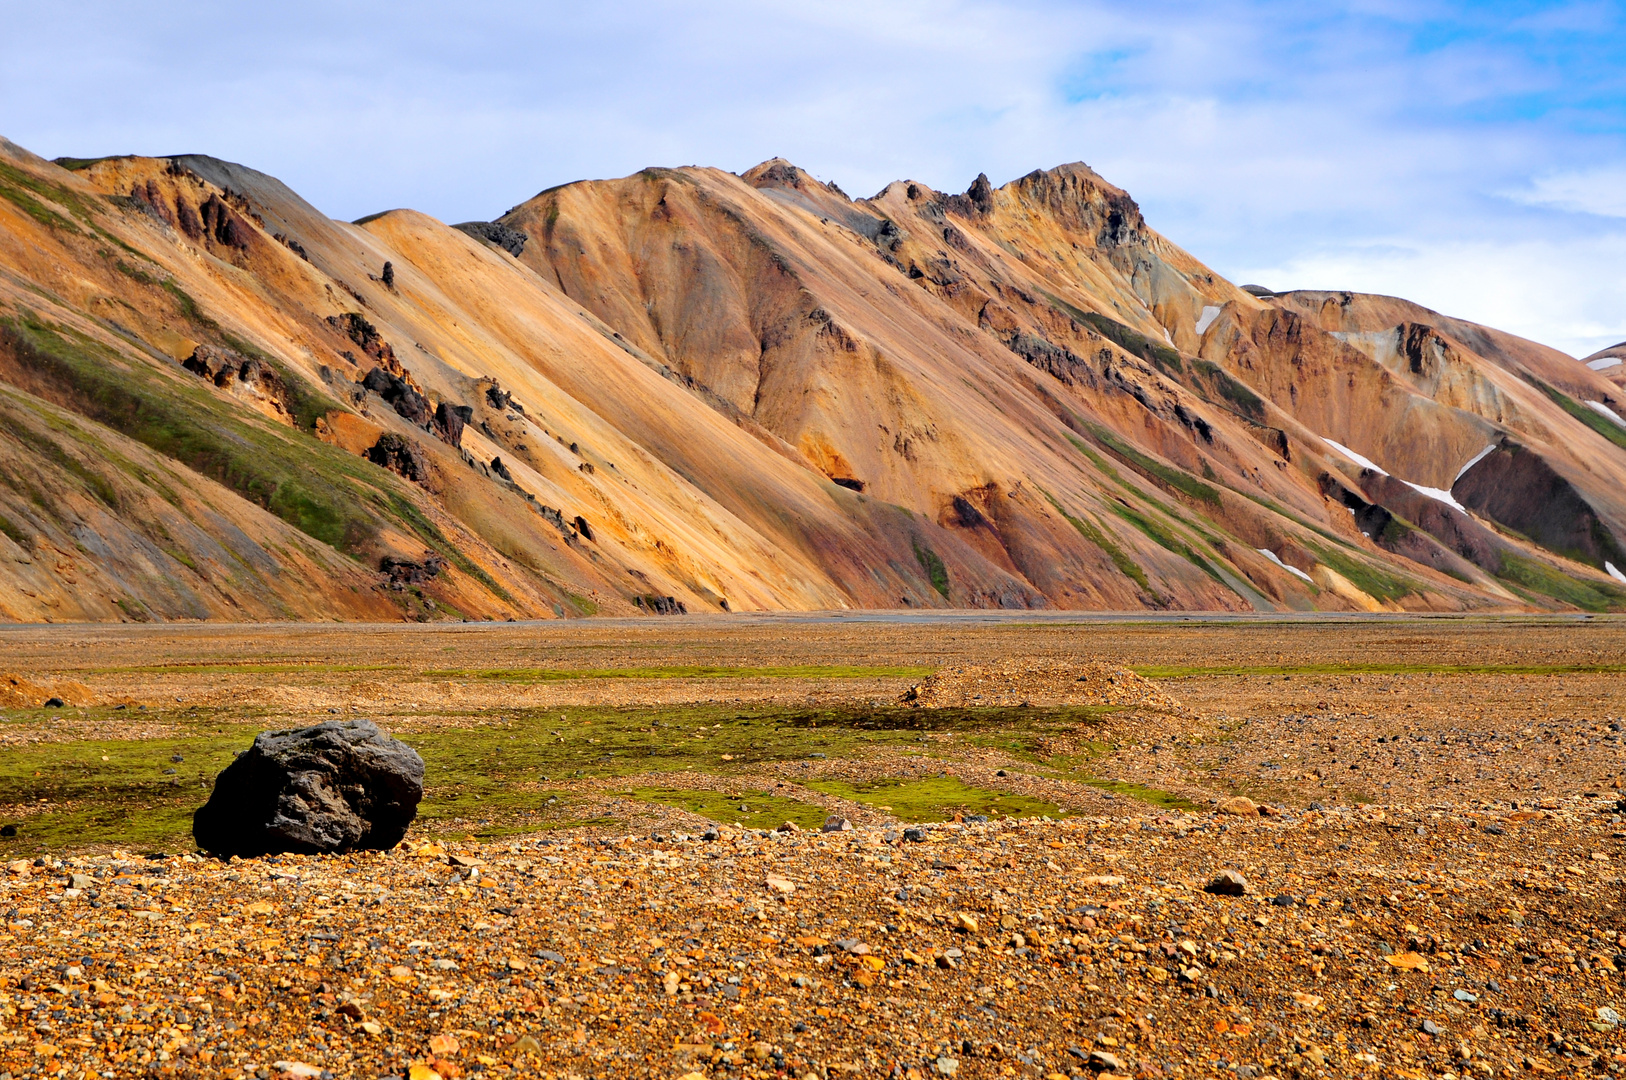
[0,137,1622,622]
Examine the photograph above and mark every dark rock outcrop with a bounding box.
[198,193,251,249]
[433,401,471,448]
[362,366,432,426]
[380,552,447,584]
[944,173,995,217]
[367,433,439,491]
[182,345,292,418]
[328,313,398,367]
[455,221,528,257]
[192,719,424,857]
[1453,439,1626,569]
[635,595,687,614]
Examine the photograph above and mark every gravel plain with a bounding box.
[0,614,1620,1079]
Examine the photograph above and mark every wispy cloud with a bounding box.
[2,0,1623,354]
[1507,167,1626,218]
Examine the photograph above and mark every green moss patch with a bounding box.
[1305,540,1415,603]
[616,787,831,831]
[1532,380,1626,453]
[0,702,1120,852]
[913,542,950,599]
[1071,308,1182,376]
[1134,661,1626,677]
[1039,486,1149,592]
[1495,552,1626,613]
[804,777,1069,822]
[1074,777,1202,811]
[1079,421,1222,507]
[423,665,932,682]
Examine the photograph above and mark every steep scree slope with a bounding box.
[0,136,1621,620]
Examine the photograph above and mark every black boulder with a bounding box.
[193,719,423,857]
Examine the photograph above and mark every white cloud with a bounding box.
[1507,168,1626,219]
[2,0,1624,354]
[1233,234,1626,358]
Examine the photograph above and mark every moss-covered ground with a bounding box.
[803,776,1068,822]
[0,702,1128,854]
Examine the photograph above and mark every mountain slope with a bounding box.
[0,135,1622,621]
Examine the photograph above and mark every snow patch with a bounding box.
[1195,306,1221,335]
[1608,562,1626,586]
[1585,400,1626,428]
[1324,437,1468,511]
[1453,443,1497,483]
[1401,481,1466,512]
[1586,356,1622,371]
[1323,439,1387,475]
[1257,548,1315,585]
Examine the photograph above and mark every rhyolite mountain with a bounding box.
[0,138,1623,621]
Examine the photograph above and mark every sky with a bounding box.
[4,1,1625,357]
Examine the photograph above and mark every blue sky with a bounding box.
[4,0,1625,355]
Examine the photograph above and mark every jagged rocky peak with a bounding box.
[942,172,996,217]
[1003,161,1146,243]
[743,158,849,199]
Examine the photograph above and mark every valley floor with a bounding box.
[0,614,1621,1079]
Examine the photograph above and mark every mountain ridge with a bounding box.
[0,134,1621,621]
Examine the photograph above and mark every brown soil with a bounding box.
[903,659,1182,711]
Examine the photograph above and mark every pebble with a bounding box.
[1203,869,1248,895]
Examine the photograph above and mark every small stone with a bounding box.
[903,827,927,843]
[1217,796,1258,816]
[934,1056,959,1075]
[1203,870,1248,896]
[1597,1006,1621,1027]
[775,821,801,833]
[273,1062,323,1079]
[42,697,64,709]
[68,873,92,890]
[953,912,979,933]
[1453,989,1478,1003]
[820,815,853,833]
[1270,893,1294,907]
[765,874,796,895]
[1088,1049,1127,1072]
[1384,951,1430,972]
[1420,1019,1442,1036]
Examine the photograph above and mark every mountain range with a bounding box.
[1,136,1623,621]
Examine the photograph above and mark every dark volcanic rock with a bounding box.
[193,719,424,857]
[454,221,528,257]
[381,553,447,584]
[361,365,432,426]
[433,400,471,447]
[1453,437,1626,570]
[328,313,398,367]
[366,433,439,491]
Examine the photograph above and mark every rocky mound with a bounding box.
[0,673,95,709]
[901,659,1181,710]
